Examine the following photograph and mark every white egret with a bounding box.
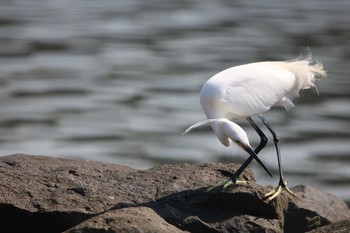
[183,54,327,200]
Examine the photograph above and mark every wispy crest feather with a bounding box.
[279,53,327,98]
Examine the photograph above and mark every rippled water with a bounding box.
[0,1,349,203]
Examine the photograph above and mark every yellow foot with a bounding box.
[207,178,247,192]
[264,180,296,201]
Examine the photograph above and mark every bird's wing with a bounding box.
[222,63,296,117]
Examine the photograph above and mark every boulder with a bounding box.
[306,219,350,233]
[0,154,349,233]
[285,185,350,233]
[64,206,187,233]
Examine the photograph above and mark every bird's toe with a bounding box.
[264,182,296,201]
[207,178,247,192]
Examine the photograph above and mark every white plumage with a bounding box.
[199,57,326,147]
[183,54,327,200]
[201,57,326,119]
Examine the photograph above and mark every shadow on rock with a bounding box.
[147,183,288,233]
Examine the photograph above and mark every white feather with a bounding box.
[200,54,327,119]
[181,118,223,135]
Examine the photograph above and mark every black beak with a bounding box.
[243,145,273,177]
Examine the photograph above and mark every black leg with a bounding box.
[247,117,268,154]
[258,115,285,186]
[257,115,296,200]
[229,117,270,181]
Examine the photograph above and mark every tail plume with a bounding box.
[282,54,327,98]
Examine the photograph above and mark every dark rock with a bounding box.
[0,154,349,233]
[294,185,350,222]
[64,207,188,233]
[306,219,350,233]
[0,154,135,233]
[285,185,350,233]
[151,182,288,232]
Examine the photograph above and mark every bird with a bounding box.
[183,54,327,200]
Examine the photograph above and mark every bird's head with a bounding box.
[182,118,250,149]
[182,118,272,177]
[218,118,250,149]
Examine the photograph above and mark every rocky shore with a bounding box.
[0,154,349,233]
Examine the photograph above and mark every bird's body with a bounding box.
[199,58,326,148]
[183,55,327,200]
[201,62,295,119]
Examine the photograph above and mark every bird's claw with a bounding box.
[264,180,296,201]
[207,178,247,192]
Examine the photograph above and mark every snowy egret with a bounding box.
[183,54,327,200]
